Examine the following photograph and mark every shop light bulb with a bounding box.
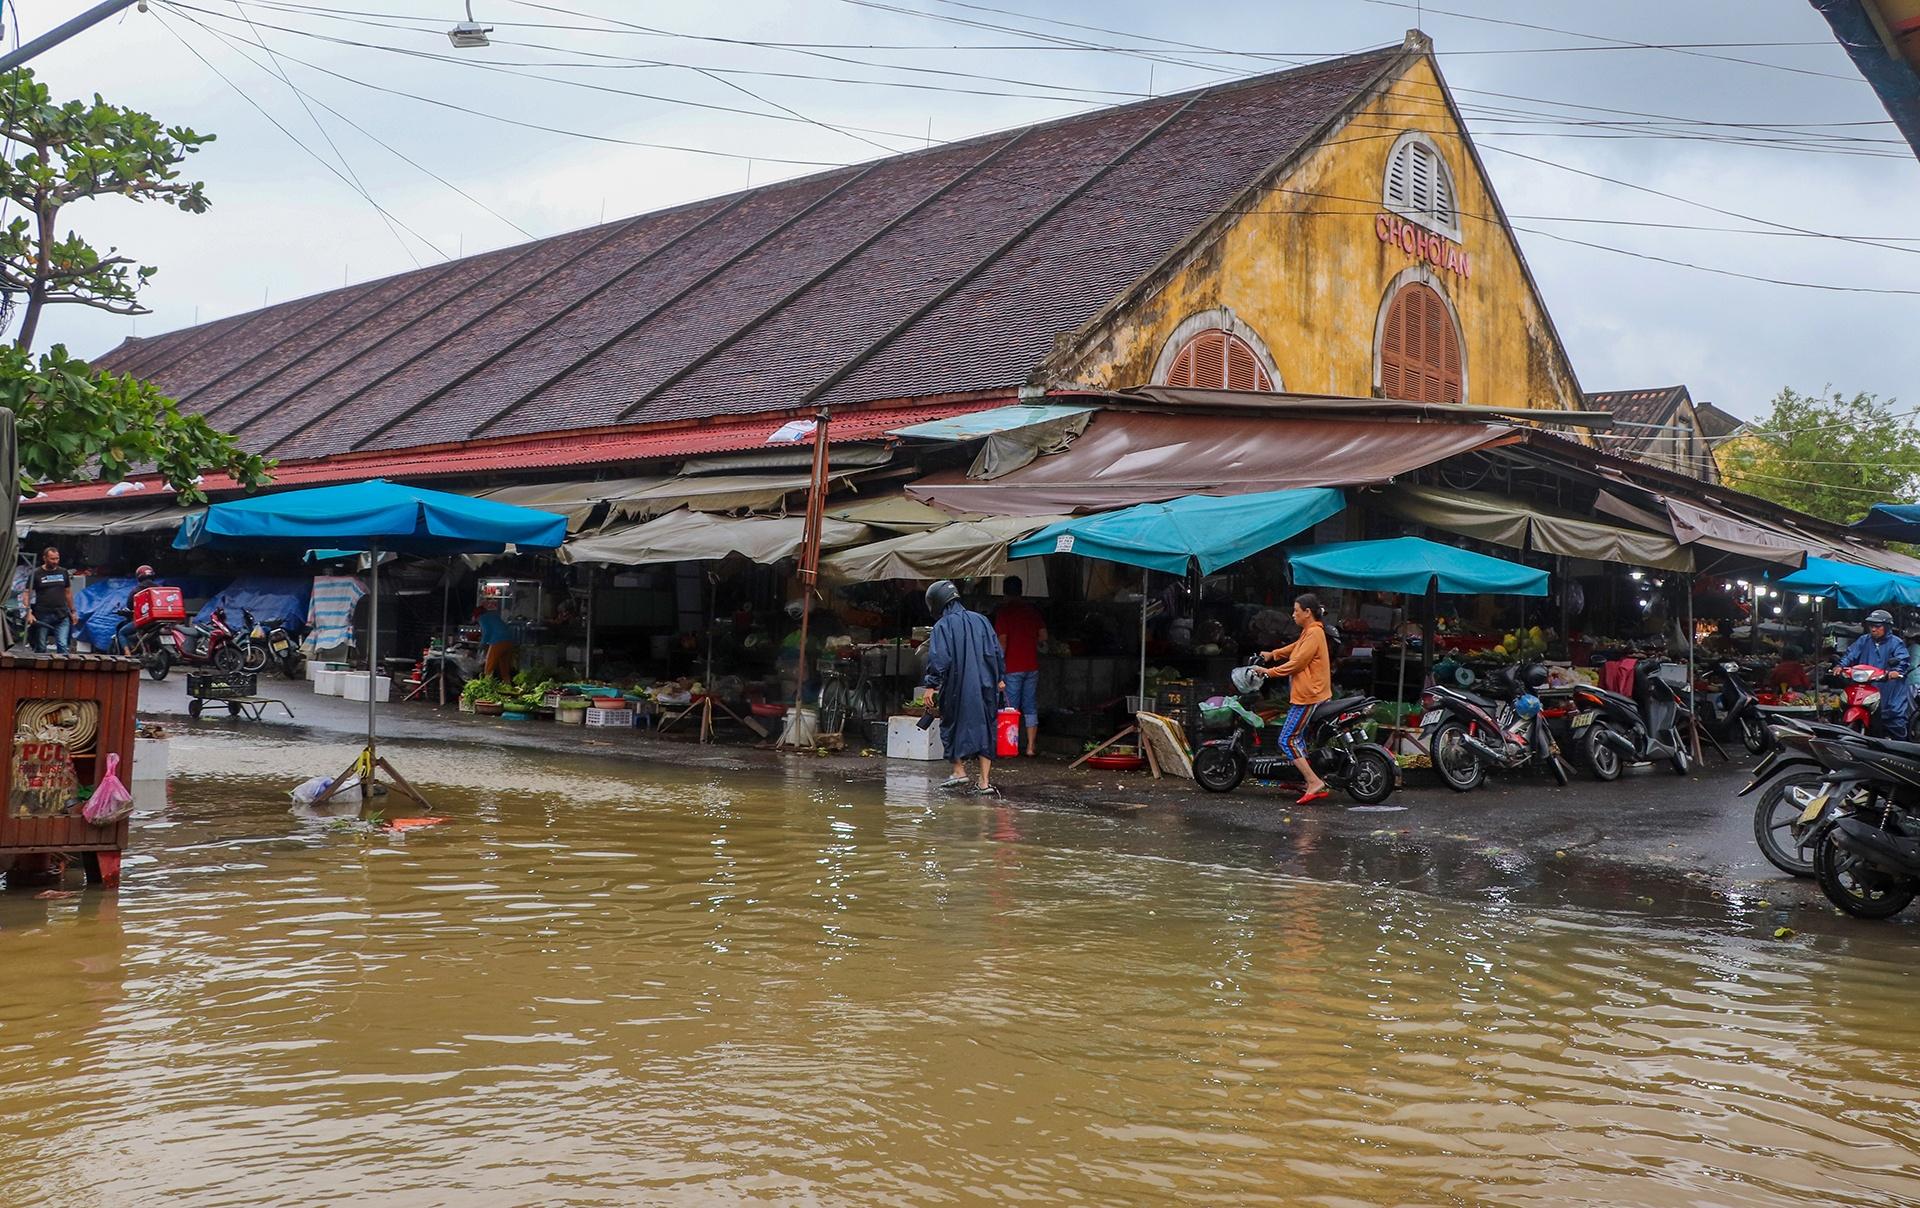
[1798,594,1810,604]
[1629,571,1644,581]
[1721,581,1733,591]
[1737,580,1751,589]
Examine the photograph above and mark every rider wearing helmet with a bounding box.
[111,565,159,655]
[1841,608,1911,739]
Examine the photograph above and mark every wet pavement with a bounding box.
[135,674,1898,944]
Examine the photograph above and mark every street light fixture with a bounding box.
[448,1,491,48]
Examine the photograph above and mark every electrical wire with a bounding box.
[152,7,451,265]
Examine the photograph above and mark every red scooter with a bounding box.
[115,605,247,680]
[1833,663,1892,734]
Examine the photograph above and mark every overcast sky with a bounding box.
[17,0,1919,419]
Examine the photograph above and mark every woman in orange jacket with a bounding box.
[1261,593,1332,803]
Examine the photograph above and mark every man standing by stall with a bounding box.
[923,580,1005,795]
[22,547,73,654]
[993,577,1045,758]
[1841,608,1910,739]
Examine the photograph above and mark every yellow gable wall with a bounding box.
[1045,54,1583,411]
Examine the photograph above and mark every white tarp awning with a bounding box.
[476,473,830,530]
[559,509,870,566]
[820,515,1069,583]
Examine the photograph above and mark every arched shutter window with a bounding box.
[1164,328,1273,391]
[1384,134,1460,239]
[1378,283,1463,404]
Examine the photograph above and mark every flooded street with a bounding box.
[4,729,1919,1206]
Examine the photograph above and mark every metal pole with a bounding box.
[789,406,831,738]
[1686,575,1702,761]
[439,558,451,708]
[0,0,141,73]
[584,565,595,681]
[366,546,379,796]
[1137,567,1148,708]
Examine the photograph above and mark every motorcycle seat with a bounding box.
[1308,695,1369,725]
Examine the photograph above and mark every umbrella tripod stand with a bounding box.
[658,572,768,743]
[310,546,430,810]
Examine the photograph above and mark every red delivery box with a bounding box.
[131,585,187,626]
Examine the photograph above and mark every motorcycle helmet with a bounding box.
[134,565,155,581]
[1513,693,1542,719]
[1522,664,1549,690]
[924,579,960,615]
[1230,663,1267,695]
[1866,609,1894,628]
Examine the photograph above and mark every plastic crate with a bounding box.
[186,671,256,699]
[585,707,633,728]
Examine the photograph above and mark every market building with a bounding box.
[1583,386,1719,482]
[18,32,1920,757]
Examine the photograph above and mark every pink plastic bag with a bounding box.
[82,753,135,825]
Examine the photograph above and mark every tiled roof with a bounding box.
[93,48,1400,466]
[1585,386,1691,458]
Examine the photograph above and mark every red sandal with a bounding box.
[1295,788,1332,805]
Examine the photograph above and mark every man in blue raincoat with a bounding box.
[922,580,1006,794]
[1840,608,1911,739]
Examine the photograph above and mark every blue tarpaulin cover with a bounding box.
[174,479,566,554]
[1853,504,1920,543]
[1008,487,1345,575]
[195,576,313,633]
[1288,536,1549,597]
[1775,555,1920,610]
[73,573,224,650]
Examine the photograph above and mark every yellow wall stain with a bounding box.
[1045,53,1584,413]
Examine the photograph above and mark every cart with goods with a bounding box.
[185,670,294,722]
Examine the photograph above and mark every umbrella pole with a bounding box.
[784,404,832,748]
[439,558,450,708]
[367,544,379,793]
[584,564,595,682]
[1686,576,1703,762]
[1421,580,1437,689]
[1138,567,1148,707]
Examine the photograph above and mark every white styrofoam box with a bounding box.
[342,674,392,703]
[887,715,945,761]
[307,659,348,682]
[311,669,342,696]
[131,737,169,782]
[585,707,633,728]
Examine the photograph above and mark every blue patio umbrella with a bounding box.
[1776,555,1920,610]
[1851,504,1920,543]
[1287,536,1549,597]
[175,480,567,807]
[1008,487,1345,574]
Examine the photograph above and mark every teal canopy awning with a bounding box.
[1288,536,1548,597]
[1853,503,1920,543]
[1776,555,1920,609]
[889,404,1097,441]
[174,479,567,554]
[1007,487,1345,575]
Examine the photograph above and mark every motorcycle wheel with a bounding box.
[1429,721,1484,793]
[1344,746,1395,804]
[1193,746,1245,794]
[1753,774,1822,878]
[1582,723,1622,781]
[282,653,307,679]
[1814,829,1917,919]
[1670,746,1691,776]
[213,643,244,675]
[146,650,171,681]
[1739,713,1769,756]
[242,642,269,674]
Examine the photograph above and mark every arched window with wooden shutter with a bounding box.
[1162,328,1273,391]
[1376,281,1464,404]
[1383,132,1461,240]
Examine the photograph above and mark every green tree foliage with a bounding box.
[1,345,268,502]
[0,68,213,349]
[0,69,266,500]
[1719,388,1920,524]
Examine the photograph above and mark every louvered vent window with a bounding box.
[1377,283,1463,403]
[1163,329,1272,391]
[1383,133,1461,239]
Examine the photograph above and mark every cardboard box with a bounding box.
[887,715,945,761]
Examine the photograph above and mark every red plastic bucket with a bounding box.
[996,707,1021,758]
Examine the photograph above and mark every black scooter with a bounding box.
[1696,660,1769,755]
[1192,662,1397,803]
[1421,661,1572,792]
[1742,719,1920,917]
[1566,657,1692,780]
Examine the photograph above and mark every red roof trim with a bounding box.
[24,392,1011,507]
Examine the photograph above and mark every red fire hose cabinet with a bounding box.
[0,653,140,884]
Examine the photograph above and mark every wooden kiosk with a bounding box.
[0,652,140,885]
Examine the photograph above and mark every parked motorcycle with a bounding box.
[1421,661,1572,792]
[1744,717,1861,876]
[113,605,246,679]
[1742,719,1920,917]
[1695,660,1769,755]
[1192,661,1397,803]
[1565,657,1692,780]
[240,608,305,678]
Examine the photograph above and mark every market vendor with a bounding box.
[479,601,520,679]
[923,579,1005,795]
[1840,609,1910,738]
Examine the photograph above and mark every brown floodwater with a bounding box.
[3,727,1918,1206]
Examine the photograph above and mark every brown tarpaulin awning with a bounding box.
[907,412,1516,515]
[1382,483,1693,572]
